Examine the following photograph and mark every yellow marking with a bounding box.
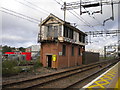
[102,75,113,80]
[87,71,117,88]
[106,73,115,77]
[96,78,110,85]
[115,77,120,89]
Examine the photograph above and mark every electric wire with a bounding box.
[0,10,38,24]
[54,0,98,30]
[14,0,49,15]
[1,7,40,22]
[82,3,110,31]
[23,0,50,14]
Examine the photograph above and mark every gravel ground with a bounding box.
[2,61,112,89]
[2,64,87,84]
[35,63,110,88]
[2,67,59,83]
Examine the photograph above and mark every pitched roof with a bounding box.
[39,13,87,35]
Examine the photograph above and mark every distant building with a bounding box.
[38,14,87,69]
[26,45,40,58]
[4,52,31,61]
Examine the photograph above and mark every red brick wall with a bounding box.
[40,42,84,69]
[40,43,58,68]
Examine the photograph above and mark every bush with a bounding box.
[33,60,43,69]
[2,60,22,76]
[2,60,17,69]
[2,67,22,76]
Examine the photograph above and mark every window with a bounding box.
[54,26,58,38]
[63,26,73,39]
[71,29,73,39]
[78,48,81,56]
[47,25,52,37]
[83,35,85,43]
[69,29,73,39]
[64,26,68,38]
[79,33,81,42]
[79,33,85,43]
[59,25,62,36]
[68,29,70,38]
[62,45,66,56]
[71,46,74,56]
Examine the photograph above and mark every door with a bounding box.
[47,55,52,67]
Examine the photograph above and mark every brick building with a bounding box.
[38,14,87,69]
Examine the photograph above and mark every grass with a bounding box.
[99,56,116,60]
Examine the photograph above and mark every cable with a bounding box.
[23,0,50,14]
[0,10,38,24]
[83,5,109,31]
[53,0,62,5]
[53,0,97,30]
[71,10,97,30]
[14,0,48,15]
[1,7,40,22]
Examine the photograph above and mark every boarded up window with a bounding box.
[71,46,74,56]
[62,45,66,56]
[78,47,81,56]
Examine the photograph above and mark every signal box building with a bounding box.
[38,14,87,69]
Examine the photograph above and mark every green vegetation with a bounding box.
[2,45,25,54]
[99,56,116,60]
[2,60,22,76]
[32,57,43,72]
[2,45,12,54]
[33,60,43,69]
[2,57,42,76]
[18,60,36,65]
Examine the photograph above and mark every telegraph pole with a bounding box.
[63,2,66,21]
[80,0,82,15]
[104,46,106,60]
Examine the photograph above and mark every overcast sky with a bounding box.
[1,0,120,54]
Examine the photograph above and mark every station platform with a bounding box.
[82,61,120,89]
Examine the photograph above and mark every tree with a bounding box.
[19,47,25,52]
[2,45,12,54]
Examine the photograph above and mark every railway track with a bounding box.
[63,61,118,89]
[2,60,118,89]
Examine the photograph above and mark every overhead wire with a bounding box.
[1,7,40,22]
[82,3,110,31]
[14,0,49,15]
[54,0,97,30]
[23,0,50,14]
[0,10,38,24]
[70,10,98,30]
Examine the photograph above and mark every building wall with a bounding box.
[40,43,58,68]
[40,42,84,69]
[82,52,99,64]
